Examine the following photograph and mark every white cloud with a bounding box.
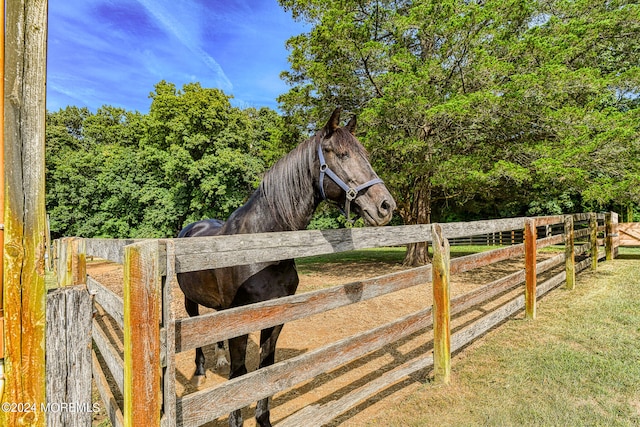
[134,0,233,92]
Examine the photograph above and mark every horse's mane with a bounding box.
[259,136,318,230]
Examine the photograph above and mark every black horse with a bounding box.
[177,108,396,427]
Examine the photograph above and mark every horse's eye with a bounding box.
[338,152,350,160]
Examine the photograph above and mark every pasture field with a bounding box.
[86,242,615,426]
[357,248,640,427]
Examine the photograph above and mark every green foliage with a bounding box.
[45,82,293,238]
[279,0,640,228]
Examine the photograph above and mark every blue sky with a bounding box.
[47,0,308,113]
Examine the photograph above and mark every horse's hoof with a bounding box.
[192,374,206,387]
[216,356,230,369]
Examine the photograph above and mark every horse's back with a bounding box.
[178,218,225,238]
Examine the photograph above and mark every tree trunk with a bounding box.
[403,177,432,266]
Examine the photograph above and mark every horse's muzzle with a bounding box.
[357,184,396,226]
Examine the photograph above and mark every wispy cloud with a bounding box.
[134,0,233,92]
[46,0,307,112]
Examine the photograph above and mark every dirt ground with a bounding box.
[88,250,560,426]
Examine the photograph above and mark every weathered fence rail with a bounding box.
[618,222,640,247]
[54,212,618,427]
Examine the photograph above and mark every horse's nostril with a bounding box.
[380,199,392,214]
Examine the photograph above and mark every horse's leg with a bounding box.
[215,341,229,369]
[184,297,206,385]
[228,334,249,427]
[255,325,284,427]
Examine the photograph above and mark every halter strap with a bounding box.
[317,143,384,223]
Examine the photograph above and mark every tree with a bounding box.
[279,0,640,264]
[280,0,538,263]
[46,82,295,238]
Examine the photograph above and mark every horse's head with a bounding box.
[316,108,396,226]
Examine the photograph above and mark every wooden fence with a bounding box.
[55,212,619,427]
[618,222,640,247]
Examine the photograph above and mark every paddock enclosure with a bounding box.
[49,212,621,427]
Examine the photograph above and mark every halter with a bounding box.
[317,143,384,223]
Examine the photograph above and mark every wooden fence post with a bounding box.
[605,212,614,261]
[2,1,48,425]
[46,285,93,426]
[564,215,575,290]
[611,211,619,258]
[590,213,598,270]
[162,240,177,427]
[123,240,164,427]
[431,223,451,385]
[57,237,87,288]
[524,218,537,320]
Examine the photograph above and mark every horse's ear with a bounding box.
[323,107,341,135]
[345,115,357,134]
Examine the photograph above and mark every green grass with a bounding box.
[365,253,640,426]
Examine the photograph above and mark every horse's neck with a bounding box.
[259,190,318,232]
[223,139,322,234]
[223,184,319,234]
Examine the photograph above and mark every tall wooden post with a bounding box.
[590,213,598,270]
[2,1,48,426]
[163,240,177,426]
[124,241,163,426]
[0,0,5,365]
[611,212,619,258]
[564,215,575,290]
[524,218,537,320]
[605,212,614,261]
[56,237,87,288]
[431,224,451,384]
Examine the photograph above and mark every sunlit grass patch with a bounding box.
[363,257,640,426]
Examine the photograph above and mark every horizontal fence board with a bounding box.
[572,213,592,222]
[452,269,525,316]
[170,218,536,273]
[85,239,142,264]
[574,228,590,239]
[533,215,566,227]
[451,252,563,317]
[88,277,124,329]
[175,265,431,352]
[92,350,124,427]
[176,308,432,427]
[451,294,524,353]
[92,319,124,394]
[171,225,432,272]
[439,217,527,237]
[537,253,565,274]
[575,242,590,256]
[277,353,435,427]
[537,270,566,297]
[450,244,525,275]
[537,233,565,249]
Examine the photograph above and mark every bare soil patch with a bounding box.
[88,250,559,426]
